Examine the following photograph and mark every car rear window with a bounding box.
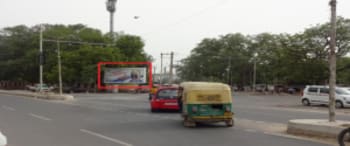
[308,87,318,93]
[157,89,178,99]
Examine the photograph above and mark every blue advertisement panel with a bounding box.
[104,67,147,84]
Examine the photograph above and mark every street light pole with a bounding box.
[252,53,258,93]
[57,41,63,95]
[253,58,256,93]
[169,52,174,84]
[106,0,117,38]
[39,25,43,92]
[160,53,163,84]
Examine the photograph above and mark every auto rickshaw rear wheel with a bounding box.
[225,119,234,127]
[183,117,196,127]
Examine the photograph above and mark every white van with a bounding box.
[301,85,350,108]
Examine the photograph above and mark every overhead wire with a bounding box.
[142,0,229,36]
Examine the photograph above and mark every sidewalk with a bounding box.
[287,119,350,138]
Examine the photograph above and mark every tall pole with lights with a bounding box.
[106,0,117,38]
[39,25,43,92]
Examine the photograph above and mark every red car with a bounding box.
[150,87,180,112]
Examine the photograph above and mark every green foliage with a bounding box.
[178,17,350,86]
[0,24,152,85]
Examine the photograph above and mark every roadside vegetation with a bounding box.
[0,24,152,86]
[177,17,350,88]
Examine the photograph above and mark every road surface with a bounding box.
[0,92,341,146]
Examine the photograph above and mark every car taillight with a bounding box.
[192,106,197,113]
[225,106,231,112]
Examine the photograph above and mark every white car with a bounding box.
[26,84,54,92]
[0,131,7,146]
[301,85,350,108]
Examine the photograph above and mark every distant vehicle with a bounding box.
[255,84,266,92]
[150,87,180,112]
[149,84,160,100]
[26,83,54,92]
[0,131,7,146]
[301,85,350,108]
[287,88,296,94]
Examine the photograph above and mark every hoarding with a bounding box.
[104,67,147,84]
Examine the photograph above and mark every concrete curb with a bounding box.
[287,119,350,138]
[0,90,74,100]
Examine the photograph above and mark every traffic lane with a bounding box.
[71,94,348,126]
[0,102,119,146]
[72,93,149,101]
[234,104,350,124]
[84,118,328,146]
[0,95,101,125]
[0,94,329,146]
[233,94,300,107]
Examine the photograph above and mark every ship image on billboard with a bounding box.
[104,67,147,84]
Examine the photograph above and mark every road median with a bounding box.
[287,119,350,138]
[0,90,74,100]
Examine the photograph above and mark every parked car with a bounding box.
[287,88,296,94]
[0,131,7,146]
[301,85,350,108]
[26,83,54,92]
[150,87,180,112]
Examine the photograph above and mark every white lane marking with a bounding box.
[80,129,133,146]
[2,105,15,111]
[255,120,265,124]
[244,129,257,133]
[29,113,52,121]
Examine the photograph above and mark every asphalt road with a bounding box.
[0,92,338,146]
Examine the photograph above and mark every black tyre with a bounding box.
[338,128,350,146]
[151,109,157,113]
[302,99,310,106]
[336,100,344,109]
[225,119,234,127]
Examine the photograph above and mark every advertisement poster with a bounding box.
[104,67,147,84]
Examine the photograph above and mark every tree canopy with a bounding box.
[177,17,350,87]
[0,24,152,85]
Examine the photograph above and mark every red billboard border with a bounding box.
[97,61,152,90]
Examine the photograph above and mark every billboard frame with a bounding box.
[97,62,152,90]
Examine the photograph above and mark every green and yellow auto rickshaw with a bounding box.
[179,82,234,127]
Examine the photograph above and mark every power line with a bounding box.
[142,0,228,36]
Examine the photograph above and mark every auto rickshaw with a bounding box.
[179,82,234,127]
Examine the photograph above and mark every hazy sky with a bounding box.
[1,0,350,72]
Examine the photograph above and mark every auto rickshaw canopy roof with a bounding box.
[179,82,232,104]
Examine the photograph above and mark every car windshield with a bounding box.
[157,89,178,99]
[336,88,350,95]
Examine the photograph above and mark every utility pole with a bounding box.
[169,52,174,84]
[160,53,163,84]
[328,0,337,122]
[57,41,63,95]
[228,57,231,86]
[39,25,43,92]
[253,58,256,93]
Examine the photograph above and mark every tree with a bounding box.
[0,24,152,88]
